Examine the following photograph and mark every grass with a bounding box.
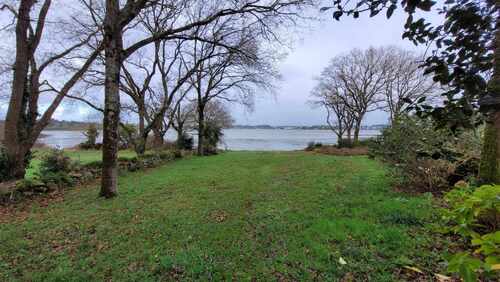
[26,149,137,179]
[0,151,445,281]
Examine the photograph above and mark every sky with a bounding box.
[0,3,438,127]
[231,10,432,126]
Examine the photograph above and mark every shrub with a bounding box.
[119,124,138,149]
[38,149,74,175]
[177,133,194,150]
[442,184,500,281]
[79,124,100,149]
[305,141,323,151]
[37,149,77,186]
[338,138,353,148]
[369,115,481,192]
[202,121,223,155]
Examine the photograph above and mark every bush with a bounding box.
[119,124,138,149]
[305,141,323,151]
[37,149,77,186]
[338,138,353,148]
[38,149,74,175]
[177,133,194,150]
[369,115,481,192]
[442,184,500,281]
[202,121,223,155]
[79,124,100,150]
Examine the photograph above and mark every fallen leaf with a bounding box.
[434,273,452,281]
[403,266,423,274]
[339,257,347,265]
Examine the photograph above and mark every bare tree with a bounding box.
[0,0,100,179]
[383,47,437,123]
[311,79,355,146]
[172,101,195,146]
[96,0,311,197]
[185,21,278,155]
[320,47,391,143]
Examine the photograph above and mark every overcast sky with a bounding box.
[0,5,437,126]
[230,11,432,126]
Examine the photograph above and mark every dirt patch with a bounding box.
[308,145,369,156]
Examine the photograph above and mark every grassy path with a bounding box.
[1,152,443,281]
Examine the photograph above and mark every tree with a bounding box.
[320,47,389,143]
[382,47,438,123]
[172,102,196,149]
[198,100,234,154]
[311,79,355,146]
[186,22,278,155]
[82,124,99,148]
[96,0,309,197]
[0,0,100,179]
[324,0,499,182]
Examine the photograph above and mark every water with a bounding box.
[39,129,380,151]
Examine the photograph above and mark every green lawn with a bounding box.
[1,151,445,281]
[26,149,137,178]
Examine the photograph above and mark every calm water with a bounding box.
[39,129,380,151]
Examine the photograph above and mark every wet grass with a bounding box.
[0,151,445,281]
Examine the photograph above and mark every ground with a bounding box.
[0,151,446,281]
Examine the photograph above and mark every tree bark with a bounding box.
[100,0,122,198]
[353,119,362,144]
[197,104,205,156]
[495,111,500,182]
[153,130,164,148]
[3,0,34,180]
[479,1,500,184]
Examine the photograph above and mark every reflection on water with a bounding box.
[39,129,379,151]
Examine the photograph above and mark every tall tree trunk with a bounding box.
[4,0,34,180]
[176,124,184,146]
[153,129,164,148]
[100,0,122,198]
[135,106,146,155]
[197,104,205,156]
[494,111,500,181]
[353,119,362,145]
[479,2,500,184]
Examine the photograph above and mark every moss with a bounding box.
[479,123,500,184]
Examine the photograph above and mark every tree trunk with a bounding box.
[100,0,122,198]
[494,111,500,182]
[353,119,362,145]
[153,130,164,148]
[176,124,184,145]
[3,0,34,180]
[197,105,205,156]
[479,2,500,184]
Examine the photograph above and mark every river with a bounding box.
[38,128,380,151]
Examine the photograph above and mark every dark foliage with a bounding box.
[177,133,194,151]
[369,115,481,192]
[37,149,76,186]
[202,121,224,155]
